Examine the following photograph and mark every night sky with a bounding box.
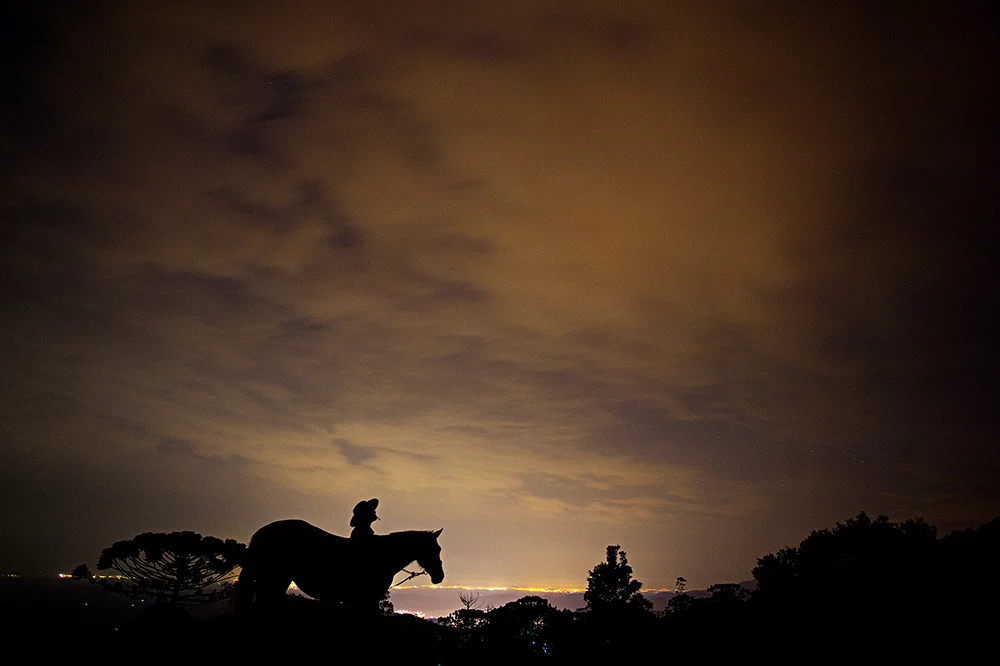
[2,1,996,590]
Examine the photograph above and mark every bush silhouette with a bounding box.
[70,563,92,581]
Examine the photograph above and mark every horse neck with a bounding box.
[379,531,427,572]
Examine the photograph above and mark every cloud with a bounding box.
[1,0,995,586]
[336,439,377,466]
[157,437,198,456]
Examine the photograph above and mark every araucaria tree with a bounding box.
[584,545,652,614]
[98,531,246,608]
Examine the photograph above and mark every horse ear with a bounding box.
[433,528,443,537]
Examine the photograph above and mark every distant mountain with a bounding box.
[387,581,757,618]
[644,580,757,614]
[386,587,586,618]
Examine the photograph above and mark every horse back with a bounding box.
[246,520,348,569]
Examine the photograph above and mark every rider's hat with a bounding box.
[350,498,379,526]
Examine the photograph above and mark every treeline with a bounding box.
[24,512,999,662]
[434,512,1000,662]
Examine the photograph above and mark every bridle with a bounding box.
[390,567,428,588]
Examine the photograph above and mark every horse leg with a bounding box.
[233,575,291,651]
[233,578,255,618]
[254,575,292,610]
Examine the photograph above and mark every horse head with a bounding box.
[416,528,445,584]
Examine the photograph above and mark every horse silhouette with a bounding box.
[235,519,444,615]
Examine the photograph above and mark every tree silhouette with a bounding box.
[70,563,92,580]
[752,511,940,640]
[378,590,395,616]
[584,545,652,615]
[753,512,937,602]
[939,516,1000,595]
[485,595,572,659]
[705,583,750,611]
[439,607,489,631]
[666,591,693,614]
[459,589,483,610]
[97,531,245,608]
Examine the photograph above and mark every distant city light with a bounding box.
[389,584,675,593]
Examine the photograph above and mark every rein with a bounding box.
[391,568,428,588]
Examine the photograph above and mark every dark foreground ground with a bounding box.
[0,579,675,664]
[1,577,987,663]
[0,579,462,663]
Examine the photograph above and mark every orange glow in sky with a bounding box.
[1,1,995,591]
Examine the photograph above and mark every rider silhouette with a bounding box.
[350,498,379,538]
